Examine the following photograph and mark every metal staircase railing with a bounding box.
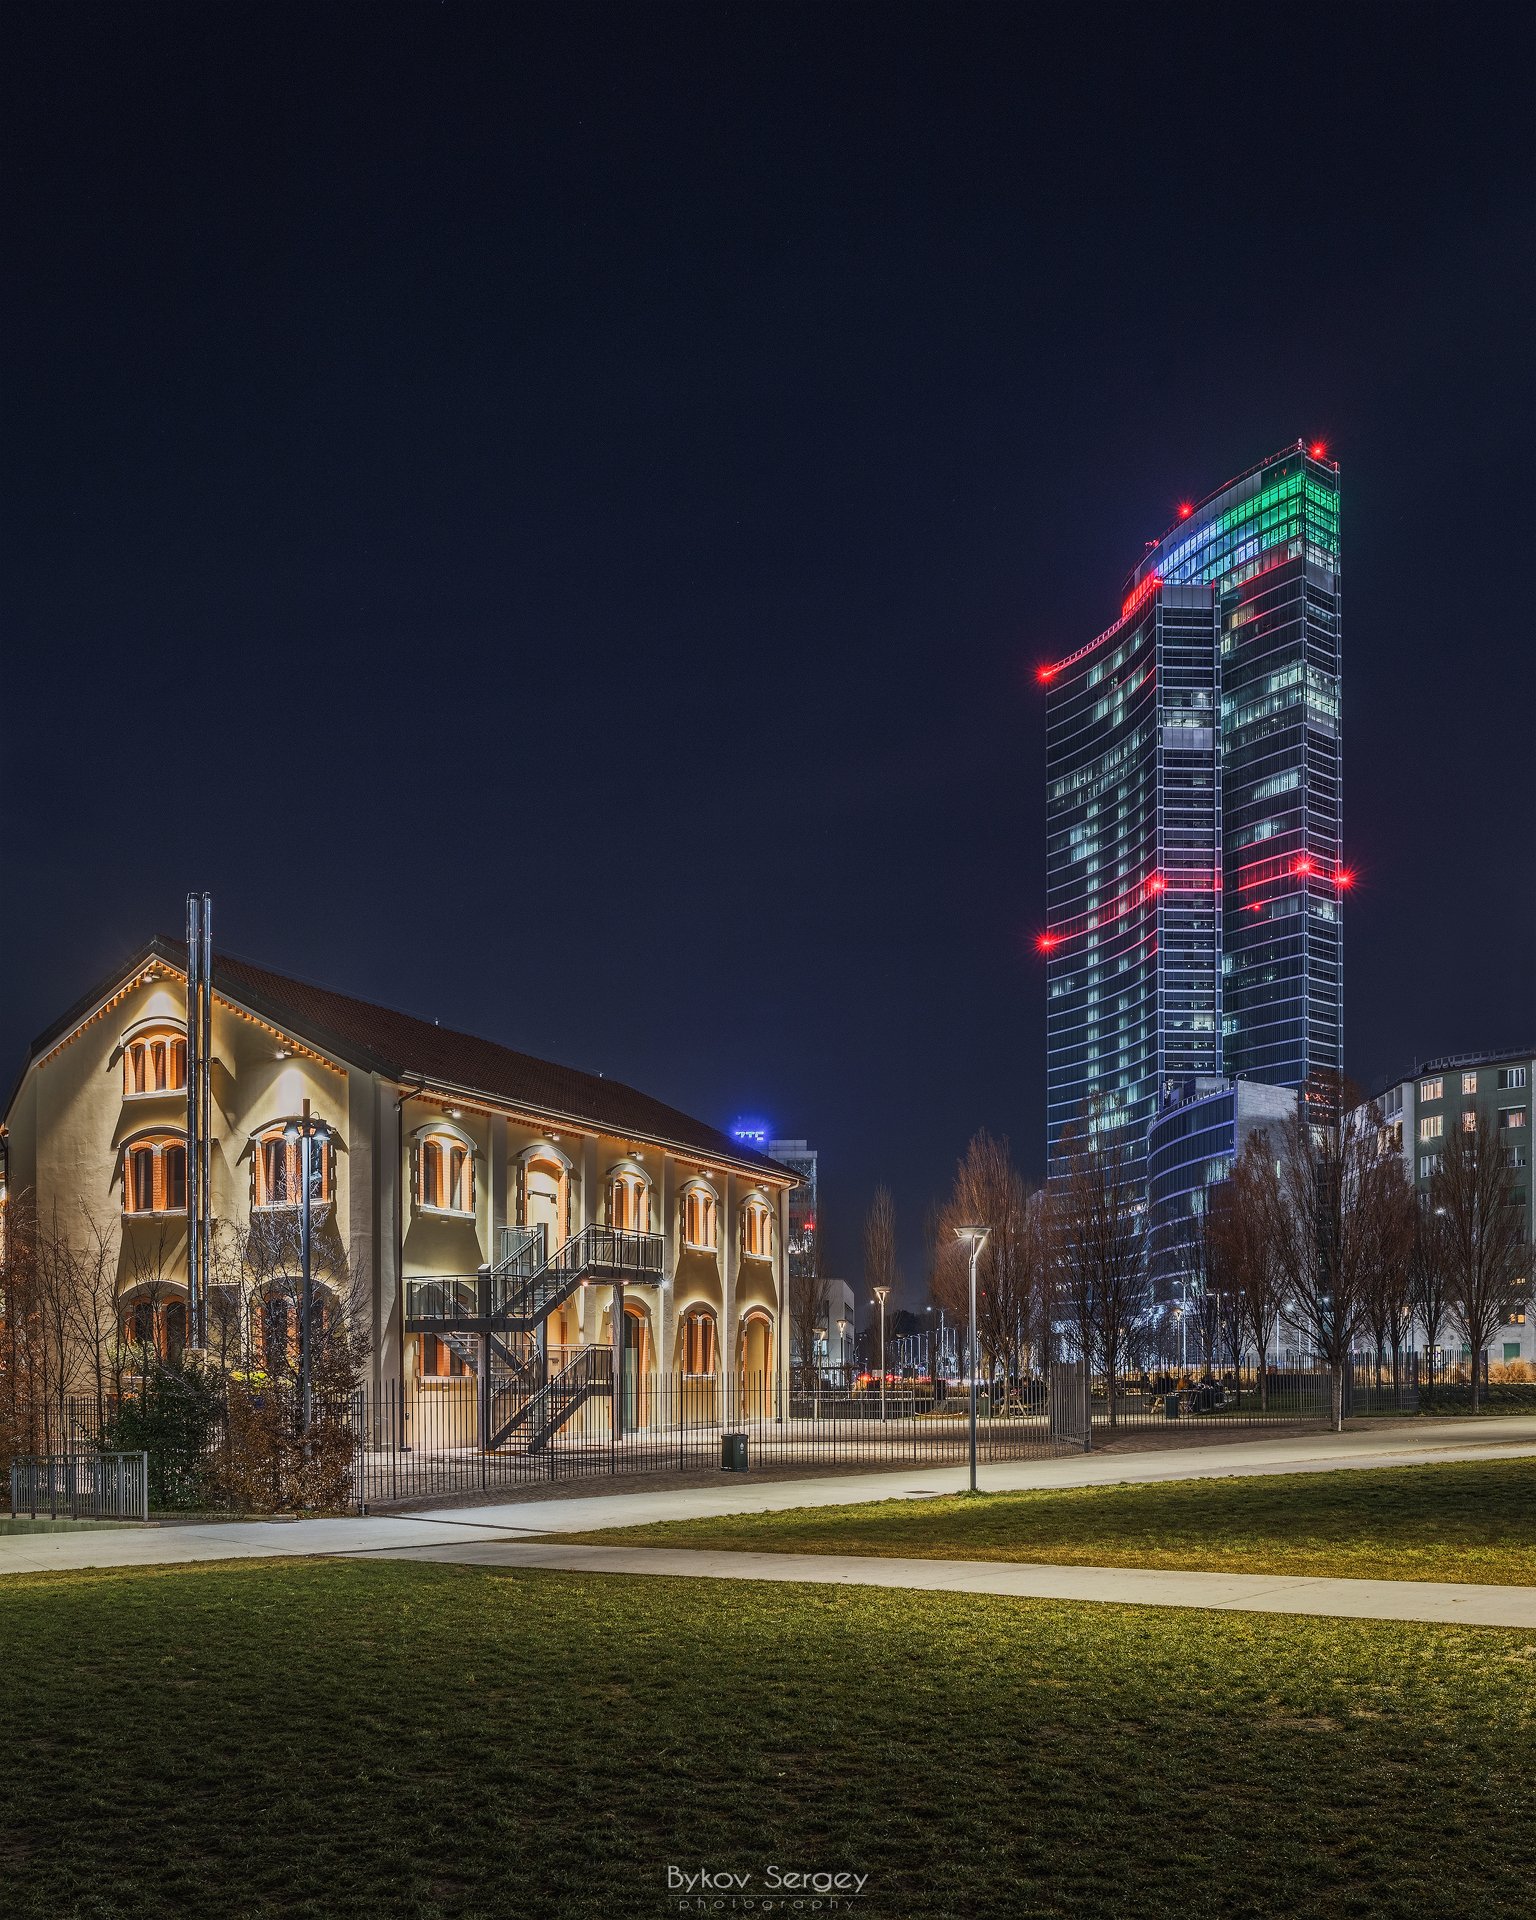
[404,1225,665,1337]
[488,1344,614,1453]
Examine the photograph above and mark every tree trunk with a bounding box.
[1469,1349,1482,1414]
[1330,1364,1344,1433]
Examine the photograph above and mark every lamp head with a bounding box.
[282,1122,301,1144]
[872,1286,890,1304]
[954,1223,990,1249]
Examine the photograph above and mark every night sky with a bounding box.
[6,4,1534,1302]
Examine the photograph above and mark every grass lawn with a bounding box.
[574,1458,1536,1585]
[3,1559,1536,1918]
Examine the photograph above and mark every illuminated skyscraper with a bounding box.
[1043,441,1344,1181]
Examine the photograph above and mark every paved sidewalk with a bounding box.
[3,1415,1533,1579]
[386,1538,1536,1630]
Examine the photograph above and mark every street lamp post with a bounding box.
[954,1225,990,1493]
[283,1099,332,1439]
[872,1286,890,1421]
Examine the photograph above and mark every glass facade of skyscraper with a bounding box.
[1043,581,1222,1178]
[1134,444,1344,1086]
[1043,441,1342,1176]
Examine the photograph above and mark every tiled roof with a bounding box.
[14,937,792,1184]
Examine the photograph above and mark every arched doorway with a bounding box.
[738,1311,774,1418]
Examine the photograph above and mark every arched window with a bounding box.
[608,1170,651,1232]
[522,1149,571,1250]
[682,1184,718,1251]
[679,1307,717,1376]
[258,1294,292,1375]
[122,1136,188,1215]
[122,1298,158,1348]
[742,1199,772,1259]
[254,1126,334,1208]
[418,1131,474,1214]
[123,1025,187,1098]
[118,1296,189,1358]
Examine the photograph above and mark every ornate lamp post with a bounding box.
[953,1225,990,1493]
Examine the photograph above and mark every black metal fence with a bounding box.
[350,1372,1073,1508]
[14,1361,1348,1515]
[9,1451,150,1522]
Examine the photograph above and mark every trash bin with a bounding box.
[721,1433,749,1472]
[1163,1393,1180,1420]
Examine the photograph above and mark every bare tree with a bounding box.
[1262,1075,1386,1432]
[1357,1151,1416,1393]
[0,1192,47,1468]
[1051,1108,1147,1425]
[787,1218,828,1377]
[862,1184,898,1313]
[62,1206,123,1435]
[932,1133,1046,1394]
[1432,1109,1528,1413]
[1180,1203,1222,1375]
[1211,1134,1287,1409]
[1407,1196,1453,1395]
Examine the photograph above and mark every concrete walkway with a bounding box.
[387,1538,1536,1630]
[2,1415,1534,1586]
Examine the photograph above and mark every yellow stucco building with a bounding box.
[2,936,793,1449]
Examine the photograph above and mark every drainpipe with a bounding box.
[394,1073,427,1444]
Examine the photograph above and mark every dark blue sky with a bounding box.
[6,3,1533,1299]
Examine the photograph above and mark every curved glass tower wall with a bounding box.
[1043,580,1222,1178]
[1044,441,1342,1176]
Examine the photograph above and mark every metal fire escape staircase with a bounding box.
[405,1224,664,1451]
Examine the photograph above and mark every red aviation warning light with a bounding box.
[1177,502,1194,519]
[1309,441,1327,459]
[1147,875,1166,896]
[1036,663,1058,685]
[1036,932,1060,953]
[1292,855,1314,877]
[1334,867,1355,890]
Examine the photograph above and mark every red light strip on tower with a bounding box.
[1234,850,1353,893]
[1037,574,1162,686]
[1036,869,1221,955]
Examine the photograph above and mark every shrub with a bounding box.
[100,1362,224,1510]
[214,1383,356,1513]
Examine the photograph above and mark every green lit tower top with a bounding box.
[1134,441,1344,1087]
